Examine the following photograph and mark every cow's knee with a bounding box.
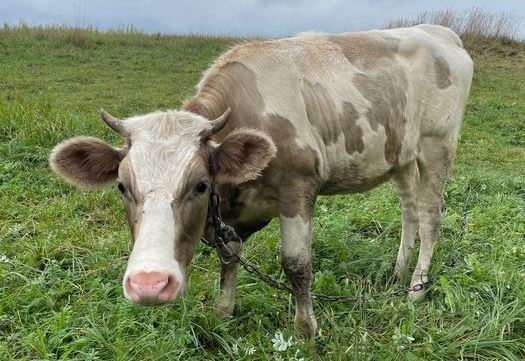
[282,254,311,291]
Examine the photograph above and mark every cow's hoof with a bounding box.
[216,300,235,317]
[294,314,318,339]
[407,286,426,302]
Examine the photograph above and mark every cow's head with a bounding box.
[50,109,276,305]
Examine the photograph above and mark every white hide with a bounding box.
[280,215,311,259]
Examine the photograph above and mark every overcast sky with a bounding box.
[1,0,524,38]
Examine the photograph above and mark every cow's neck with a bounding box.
[186,88,276,240]
[183,90,227,124]
[215,182,277,241]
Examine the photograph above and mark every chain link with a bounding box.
[234,256,295,293]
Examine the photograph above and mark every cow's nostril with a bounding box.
[130,272,169,291]
[126,272,179,305]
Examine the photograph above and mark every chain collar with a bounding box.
[201,172,243,264]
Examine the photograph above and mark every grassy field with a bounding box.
[0,28,524,360]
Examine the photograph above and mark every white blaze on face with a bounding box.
[120,111,211,300]
[122,192,185,294]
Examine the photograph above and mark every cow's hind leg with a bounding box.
[393,161,419,281]
[409,136,456,301]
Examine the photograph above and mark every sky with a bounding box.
[1,0,524,38]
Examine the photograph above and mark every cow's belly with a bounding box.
[319,164,395,194]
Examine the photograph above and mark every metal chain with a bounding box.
[230,251,430,303]
[234,255,295,293]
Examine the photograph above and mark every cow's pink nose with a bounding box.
[125,272,179,305]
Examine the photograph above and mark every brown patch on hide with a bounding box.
[302,80,364,155]
[186,55,320,222]
[184,62,266,134]
[166,150,220,268]
[434,56,452,89]
[354,65,407,165]
[329,33,400,67]
[175,188,209,268]
[184,97,211,118]
[117,157,143,242]
[187,60,319,207]
[263,114,320,219]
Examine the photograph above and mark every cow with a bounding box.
[49,24,473,338]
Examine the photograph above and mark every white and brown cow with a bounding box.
[50,25,473,337]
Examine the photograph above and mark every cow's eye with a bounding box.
[117,182,126,194]
[195,182,208,194]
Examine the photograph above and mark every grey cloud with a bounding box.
[1,0,523,37]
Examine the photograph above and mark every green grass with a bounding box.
[1,27,524,360]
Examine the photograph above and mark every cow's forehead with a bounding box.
[123,110,209,196]
[125,110,210,140]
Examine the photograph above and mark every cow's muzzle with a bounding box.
[124,272,180,305]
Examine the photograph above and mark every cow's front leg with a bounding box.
[217,260,239,316]
[280,212,317,338]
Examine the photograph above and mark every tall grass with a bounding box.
[385,7,524,55]
[0,22,237,48]
[4,10,522,55]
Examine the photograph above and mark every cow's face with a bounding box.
[50,109,276,305]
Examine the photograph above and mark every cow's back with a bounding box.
[186,25,473,195]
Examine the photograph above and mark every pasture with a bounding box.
[0,28,524,360]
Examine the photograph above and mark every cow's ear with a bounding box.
[49,136,124,189]
[212,129,277,185]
